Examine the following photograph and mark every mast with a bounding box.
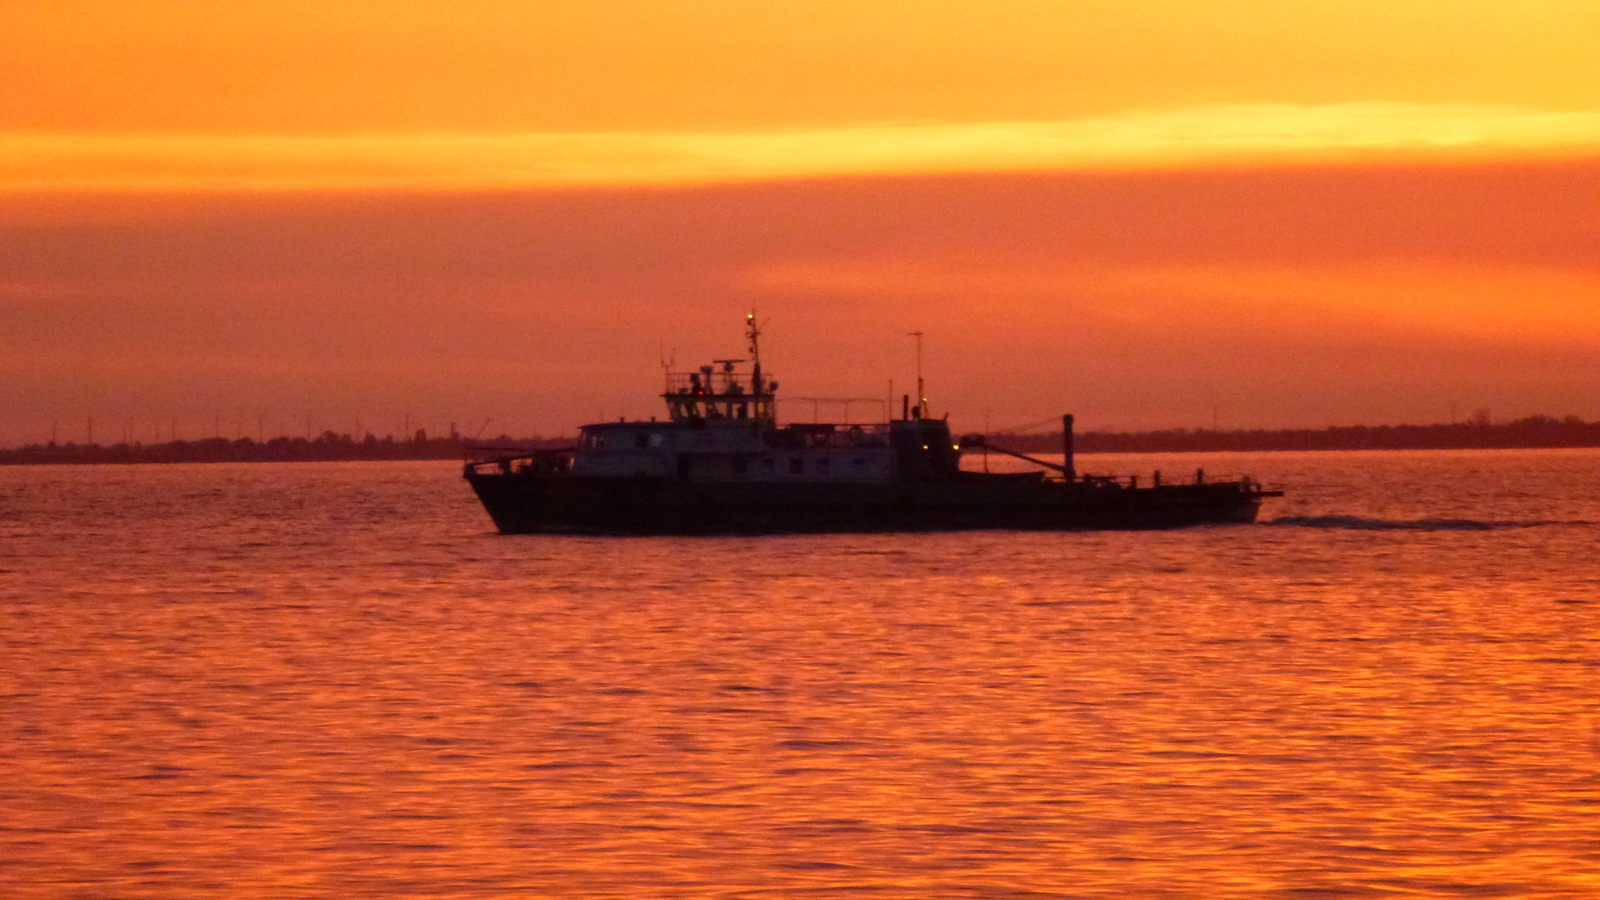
[747,312,762,395]
[908,331,927,419]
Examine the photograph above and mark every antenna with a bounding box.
[908,331,927,418]
[660,343,676,396]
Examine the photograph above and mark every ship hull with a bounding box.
[464,472,1265,535]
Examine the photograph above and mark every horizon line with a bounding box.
[5,411,1595,452]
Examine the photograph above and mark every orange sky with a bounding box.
[2,1,1597,443]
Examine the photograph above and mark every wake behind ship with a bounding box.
[464,317,1281,534]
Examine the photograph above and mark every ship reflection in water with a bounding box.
[3,451,1599,897]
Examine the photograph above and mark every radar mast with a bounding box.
[747,312,763,396]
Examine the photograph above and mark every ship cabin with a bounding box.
[570,415,962,484]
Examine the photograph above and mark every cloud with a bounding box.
[6,104,1600,192]
[3,161,1597,445]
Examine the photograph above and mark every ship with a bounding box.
[464,316,1281,534]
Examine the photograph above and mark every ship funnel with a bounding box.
[1063,414,1076,481]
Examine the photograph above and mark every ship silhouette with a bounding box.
[464,316,1281,534]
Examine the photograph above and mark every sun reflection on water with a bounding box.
[2,454,1598,897]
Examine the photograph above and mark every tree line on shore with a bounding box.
[0,430,567,466]
[3,414,1597,465]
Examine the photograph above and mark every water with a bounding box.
[3,450,1598,898]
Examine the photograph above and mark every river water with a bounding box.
[2,450,1597,898]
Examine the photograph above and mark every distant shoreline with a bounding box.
[991,414,1600,455]
[3,415,1597,465]
[0,434,563,466]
